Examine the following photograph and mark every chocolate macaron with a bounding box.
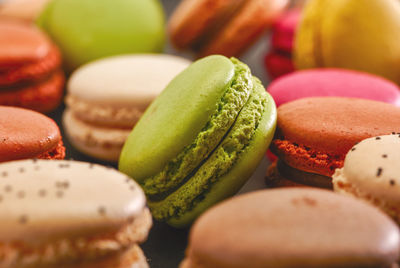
[0,160,151,268]
[0,106,65,162]
[266,97,400,188]
[182,188,400,268]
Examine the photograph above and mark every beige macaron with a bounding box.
[333,133,400,224]
[63,54,191,162]
[0,0,50,22]
[0,159,152,268]
[181,188,400,268]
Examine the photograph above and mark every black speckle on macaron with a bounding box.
[17,191,25,199]
[375,137,381,140]
[98,206,107,216]
[56,191,64,198]
[4,185,12,193]
[89,163,94,169]
[58,163,70,168]
[390,180,396,186]
[18,168,25,173]
[351,147,356,152]
[19,215,28,224]
[38,189,46,197]
[382,154,388,158]
[376,168,383,177]
[1,172,7,177]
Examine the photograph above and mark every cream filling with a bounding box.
[65,95,143,128]
[0,209,152,268]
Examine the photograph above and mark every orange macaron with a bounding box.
[266,97,400,189]
[0,20,64,113]
[168,0,289,57]
[0,106,65,162]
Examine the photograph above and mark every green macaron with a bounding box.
[119,55,277,227]
[37,0,165,70]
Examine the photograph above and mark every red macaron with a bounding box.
[0,106,65,162]
[264,9,300,79]
[0,20,64,113]
[266,97,400,189]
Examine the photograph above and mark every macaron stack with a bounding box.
[0,20,63,113]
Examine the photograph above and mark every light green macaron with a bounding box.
[119,55,277,227]
[37,0,165,70]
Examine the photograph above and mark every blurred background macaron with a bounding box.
[267,97,400,189]
[37,0,166,71]
[0,106,65,162]
[63,54,191,162]
[0,160,151,268]
[268,69,400,107]
[333,134,400,224]
[181,188,400,268]
[295,0,400,84]
[264,9,300,79]
[0,0,51,23]
[119,55,277,227]
[168,0,289,58]
[0,20,64,113]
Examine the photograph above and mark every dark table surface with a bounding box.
[48,0,273,267]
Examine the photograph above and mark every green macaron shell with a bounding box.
[38,0,165,70]
[149,79,276,226]
[119,56,252,186]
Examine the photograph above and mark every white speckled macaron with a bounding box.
[63,54,191,162]
[333,133,400,224]
[0,159,151,268]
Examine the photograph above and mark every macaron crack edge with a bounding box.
[143,58,253,198]
[148,79,267,221]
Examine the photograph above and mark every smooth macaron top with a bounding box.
[276,97,400,155]
[0,160,146,244]
[0,106,61,162]
[119,55,251,183]
[268,69,400,107]
[0,20,50,66]
[67,54,191,107]
[335,134,400,206]
[38,0,165,69]
[184,188,400,268]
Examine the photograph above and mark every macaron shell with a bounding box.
[0,106,61,162]
[38,0,165,70]
[168,91,277,227]
[320,0,400,84]
[0,160,146,244]
[276,97,400,156]
[0,0,51,22]
[264,50,294,79]
[335,134,400,207]
[0,70,64,113]
[0,20,50,67]
[268,69,400,107]
[63,109,131,162]
[185,189,400,268]
[199,0,289,57]
[119,55,236,182]
[271,9,301,52]
[67,54,191,107]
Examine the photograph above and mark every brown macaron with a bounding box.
[168,0,289,57]
[0,160,152,268]
[181,188,400,268]
[266,97,400,189]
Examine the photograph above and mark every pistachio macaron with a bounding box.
[63,54,191,162]
[333,134,400,224]
[119,55,277,227]
[0,160,151,268]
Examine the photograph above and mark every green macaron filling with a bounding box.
[143,58,253,198]
[148,78,267,220]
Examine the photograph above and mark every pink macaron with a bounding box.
[268,69,400,107]
[264,9,300,79]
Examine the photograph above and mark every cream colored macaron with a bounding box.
[0,0,51,22]
[0,159,151,268]
[63,54,191,162]
[333,133,400,224]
